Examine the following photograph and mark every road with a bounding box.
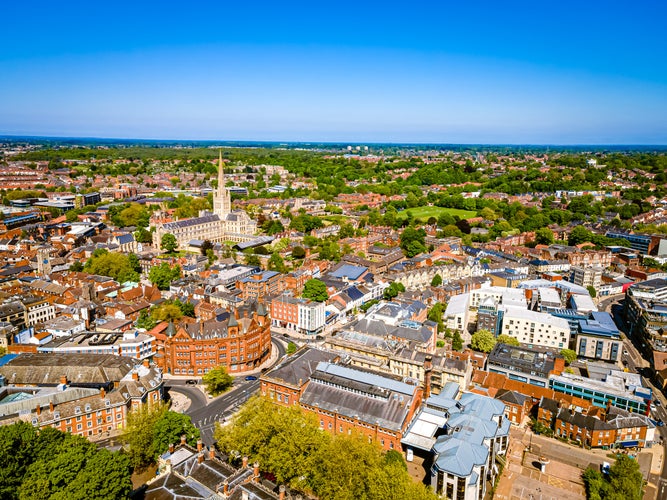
[164,339,286,446]
[607,298,667,499]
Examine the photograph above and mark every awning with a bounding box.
[621,440,639,448]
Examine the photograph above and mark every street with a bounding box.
[603,297,667,499]
[164,338,286,446]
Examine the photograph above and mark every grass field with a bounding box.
[396,206,477,221]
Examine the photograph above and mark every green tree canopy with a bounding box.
[268,252,287,273]
[399,227,427,257]
[383,281,406,300]
[427,302,444,333]
[560,349,577,365]
[496,334,520,346]
[148,262,181,290]
[122,404,199,470]
[471,329,496,353]
[534,227,555,245]
[83,249,139,282]
[452,330,464,351]
[160,233,178,253]
[0,422,131,500]
[291,246,306,259]
[202,366,234,396]
[214,397,436,500]
[302,279,329,302]
[582,454,643,500]
[430,273,443,287]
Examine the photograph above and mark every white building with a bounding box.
[298,300,326,335]
[500,306,571,349]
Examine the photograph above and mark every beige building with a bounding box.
[153,151,257,249]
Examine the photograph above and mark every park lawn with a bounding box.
[397,206,477,222]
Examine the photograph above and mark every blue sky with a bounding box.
[1,1,666,144]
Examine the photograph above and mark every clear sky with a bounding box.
[1,1,666,144]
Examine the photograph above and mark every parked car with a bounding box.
[245,375,258,381]
[185,379,198,385]
[406,448,414,462]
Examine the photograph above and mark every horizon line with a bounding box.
[2,134,667,149]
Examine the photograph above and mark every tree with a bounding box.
[399,227,427,257]
[151,303,182,322]
[214,396,437,500]
[560,349,577,365]
[123,404,199,470]
[203,366,234,396]
[292,246,306,259]
[136,309,157,330]
[452,331,464,351]
[582,454,643,500]
[427,302,444,333]
[83,250,139,282]
[244,252,261,267]
[268,252,287,273]
[152,411,200,457]
[496,334,520,346]
[430,273,443,287]
[0,422,131,500]
[608,454,643,500]
[200,239,214,256]
[286,342,297,355]
[135,227,153,244]
[69,261,84,272]
[534,227,554,245]
[149,263,181,290]
[470,329,496,353]
[568,225,592,246]
[383,281,405,300]
[160,233,178,253]
[302,279,328,302]
[587,285,597,298]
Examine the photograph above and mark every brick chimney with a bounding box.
[100,387,106,398]
[49,401,54,413]
[181,435,187,445]
[197,439,203,452]
[198,452,204,464]
[143,359,150,369]
[168,443,174,454]
[279,485,286,500]
[36,405,41,416]
[242,456,249,468]
[424,355,433,400]
[131,371,139,381]
[60,375,67,385]
[223,481,229,495]
[253,462,260,483]
[209,447,215,460]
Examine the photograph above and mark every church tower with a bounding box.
[213,149,231,218]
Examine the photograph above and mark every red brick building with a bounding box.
[157,302,271,376]
[236,271,284,300]
[261,347,423,451]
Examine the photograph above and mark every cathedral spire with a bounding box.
[218,149,224,189]
[213,149,231,218]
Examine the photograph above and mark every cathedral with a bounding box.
[153,151,257,248]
